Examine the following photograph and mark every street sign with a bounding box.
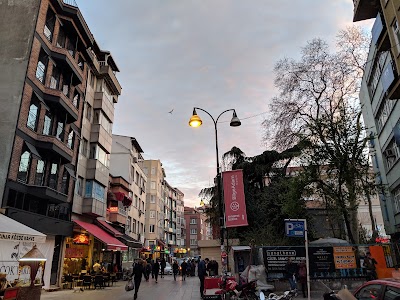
[285,220,305,237]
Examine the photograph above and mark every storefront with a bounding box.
[0,214,53,288]
[64,220,128,275]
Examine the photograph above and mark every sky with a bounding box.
[77,0,373,207]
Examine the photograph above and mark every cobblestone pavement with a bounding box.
[41,275,202,300]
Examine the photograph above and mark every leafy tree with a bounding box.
[262,26,374,244]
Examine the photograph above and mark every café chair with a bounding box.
[93,275,104,289]
[82,275,92,289]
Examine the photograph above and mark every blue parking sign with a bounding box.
[285,220,305,237]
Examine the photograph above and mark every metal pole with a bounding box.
[305,220,310,300]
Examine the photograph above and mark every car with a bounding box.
[164,262,173,275]
[353,278,400,300]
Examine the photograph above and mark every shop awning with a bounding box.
[118,234,142,249]
[0,214,46,243]
[96,219,123,237]
[112,192,132,207]
[73,220,127,251]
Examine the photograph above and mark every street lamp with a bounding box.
[189,107,241,271]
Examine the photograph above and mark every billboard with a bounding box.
[222,170,248,228]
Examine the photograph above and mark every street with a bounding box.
[41,275,202,300]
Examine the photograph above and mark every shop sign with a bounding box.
[309,247,334,275]
[65,247,87,258]
[264,247,306,273]
[0,233,46,244]
[333,246,356,269]
[73,234,89,245]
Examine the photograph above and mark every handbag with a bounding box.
[125,278,134,291]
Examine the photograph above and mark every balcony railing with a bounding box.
[62,0,78,7]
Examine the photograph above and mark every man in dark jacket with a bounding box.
[160,257,166,278]
[285,258,298,291]
[153,259,160,283]
[181,260,188,281]
[198,258,209,298]
[131,260,145,300]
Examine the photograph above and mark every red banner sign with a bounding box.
[222,170,248,227]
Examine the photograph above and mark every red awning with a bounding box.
[113,192,132,207]
[73,220,127,251]
[96,219,123,237]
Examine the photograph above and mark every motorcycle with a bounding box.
[265,290,297,300]
[217,277,258,300]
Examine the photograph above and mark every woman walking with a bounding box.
[298,259,307,298]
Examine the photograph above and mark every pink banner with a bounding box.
[222,170,248,227]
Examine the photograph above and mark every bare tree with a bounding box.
[263,26,373,244]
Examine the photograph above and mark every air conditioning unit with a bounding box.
[385,148,396,158]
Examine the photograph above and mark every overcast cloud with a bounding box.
[77,0,373,207]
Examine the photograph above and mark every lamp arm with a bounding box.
[215,109,235,124]
[193,107,216,125]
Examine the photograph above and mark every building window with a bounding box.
[151,167,155,175]
[393,20,400,53]
[190,239,197,246]
[135,172,140,185]
[127,216,132,233]
[35,49,48,83]
[384,140,400,170]
[132,220,137,233]
[130,166,135,183]
[34,160,46,185]
[73,92,80,108]
[61,168,70,194]
[149,225,155,233]
[135,195,138,207]
[85,103,92,121]
[80,138,88,157]
[89,71,95,88]
[89,144,109,167]
[150,210,156,219]
[17,150,31,183]
[42,111,53,135]
[43,8,56,42]
[67,129,74,149]
[190,228,197,234]
[76,176,83,196]
[85,181,106,201]
[56,27,66,48]
[393,187,400,214]
[143,167,148,175]
[190,218,197,224]
[376,98,396,132]
[48,163,58,190]
[49,66,60,89]
[27,98,39,131]
[150,195,156,203]
[56,121,64,142]
[77,56,84,70]
[151,181,156,189]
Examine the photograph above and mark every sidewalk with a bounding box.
[41,275,202,300]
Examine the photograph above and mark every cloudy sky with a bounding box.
[77,0,373,207]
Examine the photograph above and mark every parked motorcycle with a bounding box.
[217,277,258,300]
[265,290,297,300]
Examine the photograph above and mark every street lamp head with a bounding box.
[230,110,241,127]
[189,108,202,127]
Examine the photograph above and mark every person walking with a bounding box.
[145,260,152,282]
[191,259,196,276]
[198,258,209,298]
[172,260,179,281]
[298,259,307,298]
[130,260,145,300]
[285,258,298,291]
[181,259,188,281]
[160,257,166,278]
[153,259,160,283]
[363,252,378,280]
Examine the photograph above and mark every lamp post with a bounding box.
[189,107,241,272]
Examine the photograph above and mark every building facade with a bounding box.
[353,0,400,239]
[0,0,126,287]
[109,135,146,266]
[184,206,208,256]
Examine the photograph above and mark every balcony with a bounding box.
[94,92,115,122]
[82,197,105,217]
[353,0,379,22]
[90,124,112,153]
[35,134,73,162]
[50,46,83,84]
[99,62,122,96]
[107,206,127,225]
[371,13,390,52]
[42,87,79,123]
[86,159,109,186]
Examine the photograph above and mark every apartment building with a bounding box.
[352,0,400,240]
[0,0,125,287]
[184,207,208,256]
[164,181,179,255]
[109,135,146,265]
[176,194,186,255]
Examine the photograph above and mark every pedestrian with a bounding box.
[285,258,298,291]
[151,260,155,279]
[172,260,179,281]
[213,259,219,276]
[181,259,188,281]
[186,260,192,277]
[191,259,196,276]
[363,252,378,280]
[160,257,166,278]
[130,260,145,300]
[198,258,209,298]
[153,259,160,283]
[298,259,307,298]
[145,260,152,282]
